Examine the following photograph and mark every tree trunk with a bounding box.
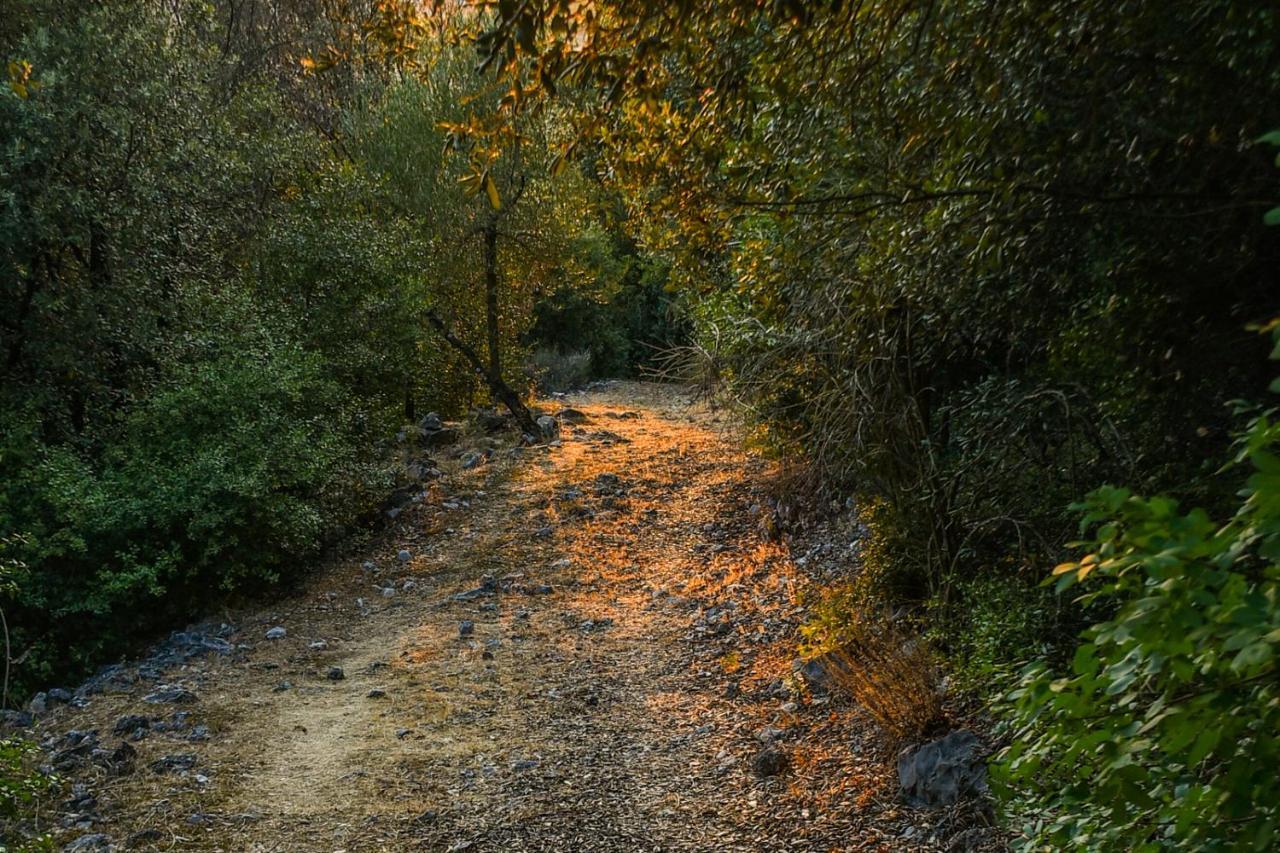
[483,218,502,380]
[425,309,539,436]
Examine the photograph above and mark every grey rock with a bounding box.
[756,726,785,744]
[461,451,484,470]
[458,620,475,638]
[419,412,444,432]
[897,730,988,807]
[98,741,136,776]
[326,667,345,681]
[535,415,560,440]
[48,687,73,704]
[309,640,328,651]
[1,710,34,729]
[397,549,412,563]
[265,626,287,640]
[752,745,788,777]
[27,692,48,715]
[555,408,588,424]
[113,715,150,736]
[366,688,386,699]
[63,834,111,851]
[793,656,833,693]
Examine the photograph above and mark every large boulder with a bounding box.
[897,730,988,807]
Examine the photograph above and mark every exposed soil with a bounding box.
[28,382,997,852]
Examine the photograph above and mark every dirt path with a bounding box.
[36,383,969,852]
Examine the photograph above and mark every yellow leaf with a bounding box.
[1052,561,1078,576]
[8,59,32,99]
[483,173,501,210]
[550,152,568,178]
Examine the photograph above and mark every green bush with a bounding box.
[0,738,54,850]
[0,343,392,691]
[927,572,1068,694]
[994,408,1280,850]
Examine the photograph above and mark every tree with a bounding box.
[353,43,589,434]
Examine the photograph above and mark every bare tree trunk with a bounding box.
[483,217,502,380]
[425,309,539,436]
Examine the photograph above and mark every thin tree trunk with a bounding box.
[425,309,539,436]
[483,217,501,380]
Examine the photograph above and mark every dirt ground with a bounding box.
[31,382,994,852]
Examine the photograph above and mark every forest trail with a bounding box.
[41,383,951,852]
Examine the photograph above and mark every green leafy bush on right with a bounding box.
[994,400,1280,850]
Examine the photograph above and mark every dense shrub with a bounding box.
[0,1,638,698]
[526,227,686,380]
[480,0,1280,621]
[994,402,1280,849]
[0,341,392,687]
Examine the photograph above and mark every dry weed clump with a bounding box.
[805,606,943,741]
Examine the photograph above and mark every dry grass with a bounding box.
[819,612,943,741]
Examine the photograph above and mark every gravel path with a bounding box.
[30,383,991,851]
